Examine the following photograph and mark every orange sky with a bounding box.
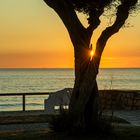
[0,0,140,68]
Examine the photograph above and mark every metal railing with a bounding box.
[0,90,140,111]
[0,92,51,111]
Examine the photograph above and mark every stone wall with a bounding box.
[99,90,140,110]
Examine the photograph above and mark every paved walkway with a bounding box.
[106,110,140,126]
[0,123,49,132]
[0,110,48,117]
[114,110,140,126]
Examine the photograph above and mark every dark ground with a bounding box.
[0,126,140,140]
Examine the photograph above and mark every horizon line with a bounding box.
[0,67,140,69]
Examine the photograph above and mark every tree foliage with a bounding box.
[71,0,138,28]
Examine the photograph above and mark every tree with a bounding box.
[43,0,138,130]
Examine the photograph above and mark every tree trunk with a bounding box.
[69,45,99,130]
[43,0,100,131]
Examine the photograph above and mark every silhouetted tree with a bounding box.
[43,0,138,130]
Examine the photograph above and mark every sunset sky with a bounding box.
[0,0,140,68]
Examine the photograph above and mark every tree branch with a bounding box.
[86,8,104,39]
[94,0,138,68]
[43,0,89,48]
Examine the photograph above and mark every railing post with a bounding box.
[23,94,25,111]
[0,92,51,112]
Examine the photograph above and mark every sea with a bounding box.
[0,68,140,111]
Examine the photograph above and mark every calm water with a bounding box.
[0,68,139,111]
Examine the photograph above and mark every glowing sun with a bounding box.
[90,50,94,57]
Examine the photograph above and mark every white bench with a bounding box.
[44,88,72,114]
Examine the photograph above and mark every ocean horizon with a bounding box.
[0,68,140,111]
